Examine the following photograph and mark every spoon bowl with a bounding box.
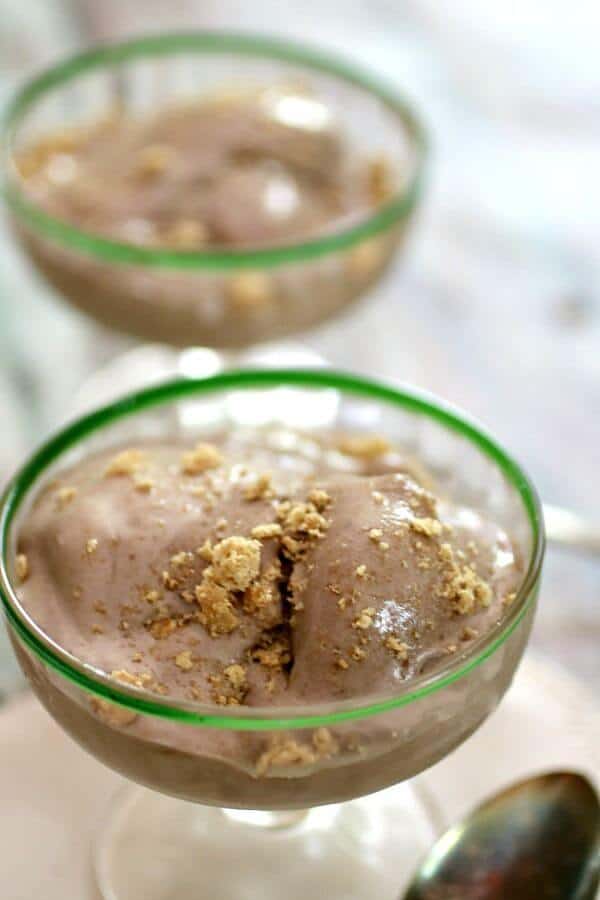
[405,772,600,900]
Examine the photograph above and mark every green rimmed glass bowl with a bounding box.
[0,370,543,899]
[1,31,426,349]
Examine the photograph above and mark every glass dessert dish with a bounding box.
[0,370,543,899]
[1,31,426,357]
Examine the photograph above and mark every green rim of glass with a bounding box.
[0,370,544,730]
[1,30,427,270]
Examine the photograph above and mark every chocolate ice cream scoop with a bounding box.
[14,430,522,711]
[288,472,519,704]
[17,87,371,251]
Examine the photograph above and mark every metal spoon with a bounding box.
[404,772,600,899]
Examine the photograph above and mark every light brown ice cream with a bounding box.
[12,430,525,807]
[18,89,378,251]
[12,88,405,346]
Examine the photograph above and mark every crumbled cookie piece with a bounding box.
[243,562,283,624]
[195,581,239,636]
[228,271,274,312]
[134,476,155,494]
[170,551,193,569]
[175,650,194,671]
[256,726,339,776]
[450,565,492,615]
[255,737,316,776]
[353,607,376,630]
[347,238,386,279]
[15,553,29,583]
[224,664,247,690]
[277,493,330,562]
[368,154,394,205]
[277,501,328,539]
[462,626,479,641]
[197,539,214,562]
[355,564,368,578]
[55,486,77,508]
[244,473,272,501]
[181,442,223,475]
[251,522,283,540]
[193,534,265,635]
[16,127,81,178]
[163,218,208,249]
[215,694,240,706]
[85,538,98,555]
[438,543,492,615]
[385,636,409,661]
[439,543,454,564]
[351,645,367,661]
[410,517,442,538]
[307,488,331,511]
[251,636,291,669]
[90,697,138,728]
[312,727,339,757]
[105,449,146,477]
[210,536,261,592]
[111,669,153,688]
[136,143,175,178]
[162,570,180,591]
[148,617,178,640]
[338,434,391,459]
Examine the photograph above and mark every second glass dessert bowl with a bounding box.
[2,31,425,371]
[0,370,543,899]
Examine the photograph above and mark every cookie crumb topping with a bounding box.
[353,607,376,630]
[181,442,223,475]
[106,449,146,477]
[338,434,391,459]
[15,553,29,583]
[175,650,194,671]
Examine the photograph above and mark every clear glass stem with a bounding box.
[222,808,309,830]
[95,782,435,899]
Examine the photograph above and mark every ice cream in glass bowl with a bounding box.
[0,370,543,899]
[2,31,425,363]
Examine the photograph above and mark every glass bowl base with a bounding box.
[95,782,435,900]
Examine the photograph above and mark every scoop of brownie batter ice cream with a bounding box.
[15,431,522,713]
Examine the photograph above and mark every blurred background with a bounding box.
[0,0,598,698]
